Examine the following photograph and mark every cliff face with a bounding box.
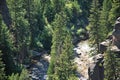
[112,17,120,49]
[75,17,120,80]
[0,0,12,28]
[100,17,120,54]
[74,40,104,80]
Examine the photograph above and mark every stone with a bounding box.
[114,17,120,30]
[112,17,120,48]
[88,54,104,80]
[99,40,111,53]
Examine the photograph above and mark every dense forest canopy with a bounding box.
[0,0,120,80]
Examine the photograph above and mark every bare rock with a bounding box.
[112,17,120,48]
[114,17,120,30]
[99,40,111,53]
[88,54,104,80]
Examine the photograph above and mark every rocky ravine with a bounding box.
[28,53,50,80]
[28,40,100,80]
[74,40,92,80]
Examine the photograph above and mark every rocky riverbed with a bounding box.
[74,40,92,80]
[28,54,50,80]
[28,40,92,80]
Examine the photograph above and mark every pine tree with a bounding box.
[108,1,120,79]
[108,0,120,28]
[47,12,68,80]
[0,14,17,75]
[8,0,30,63]
[47,12,78,80]
[53,32,78,80]
[99,0,112,39]
[104,47,116,80]
[87,0,101,54]
[104,41,120,80]
[34,0,52,50]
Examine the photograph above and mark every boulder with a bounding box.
[95,17,120,80]
[112,17,120,48]
[99,40,111,53]
[114,17,120,30]
[88,54,104,80]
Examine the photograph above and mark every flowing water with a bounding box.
[29,40,91,80]
[74,40,92,80]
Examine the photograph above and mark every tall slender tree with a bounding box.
[108,0,120,28]
[8,0,30,63]
[104,1,120,79]
[53,31,78,80]
[47,12,67,80]
[47,12,78,80]
[87,0,101,54]
[0,15,16,75]
[104,46,116,80]
[99,0,112,40]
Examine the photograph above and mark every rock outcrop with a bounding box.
[27,52,50,80]
[89,17,120,80]
[99,17,120,53]
[88,54,104,80]
[112,17,120,49]
[95,17,120,80]
[0,0,12,28]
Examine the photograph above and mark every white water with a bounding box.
[74,40,92,80]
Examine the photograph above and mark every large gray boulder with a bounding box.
[88,54,104,80]
[99,39,111,53]
[112,17,120,48]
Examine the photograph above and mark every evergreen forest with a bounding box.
[0,0,120,80]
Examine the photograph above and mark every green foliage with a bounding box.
[47,12,68,80]
[108,0,120,27]
[39,27,52,50]
[0,22,18,75]
[87,0,101,54]
[76,28,86,35]
[8,69,31,80]
[99,0,112,40]
[0,51,6,80]
[104,48,116,80]
[7,0,30,63]
[52,33,78,80]
[2,0,120,79]
[47,12,78,80]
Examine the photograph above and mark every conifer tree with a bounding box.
[0,14,17,75]
[87,0,101,54]
[47,12,78,80]
[8,0,30,63]
[53,32,78,80]
[99,0,112,39]
[47,12,68,80]
[104,47,116,80]
[108,0,120,28]
[106,1,120,79]
[104,44,120,80]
